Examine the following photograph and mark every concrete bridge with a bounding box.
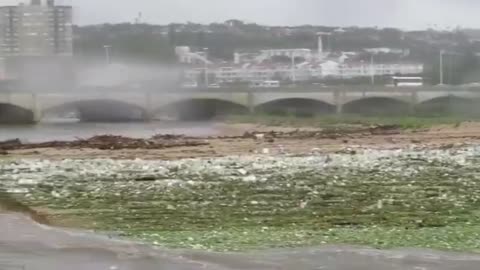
[1,86,480,122]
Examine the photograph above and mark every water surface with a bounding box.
[1,213,480,270]
[0,120,220,143]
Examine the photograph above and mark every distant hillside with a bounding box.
[73,21,480,84]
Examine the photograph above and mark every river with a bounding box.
[0,120,222,143]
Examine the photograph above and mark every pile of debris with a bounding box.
[0,125,403,153]
[0,135,209,151]
[241,124,402,141]
[0,139,22,149]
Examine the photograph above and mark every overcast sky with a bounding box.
[2,0,479,30]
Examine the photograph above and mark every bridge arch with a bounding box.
[343,97,411,115]
[256,98,336,117]
[252,92,336,108]
[154,98,249,120]
[0,103,35,124]
[42,99,149,122]
[417,96,480,116]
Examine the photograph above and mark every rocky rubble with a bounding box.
[2,146,480,251]
[0,146,478,192]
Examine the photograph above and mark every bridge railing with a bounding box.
[3,85,480,94]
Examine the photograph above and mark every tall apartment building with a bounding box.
[0,0,74,90]
[0,0,73,56]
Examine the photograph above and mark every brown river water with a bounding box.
[0,121,223,143]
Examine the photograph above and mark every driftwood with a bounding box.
[0,135,209,151]
[0,125,401,151]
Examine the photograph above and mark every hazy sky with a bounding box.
[2,0,479,29]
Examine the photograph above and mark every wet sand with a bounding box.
[4,122,480,160]
[2,212,480,270]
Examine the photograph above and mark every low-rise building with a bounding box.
[183,61,424,86]
[179,43,424,86]
[337,62,424,78]
[260,48,313,60]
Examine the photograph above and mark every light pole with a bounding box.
[370,54,375,86]
[291,52,296,83]
[203,48,209,87]
[439,49,445,85]
[103,45,112,65]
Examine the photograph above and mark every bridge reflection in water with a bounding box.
[1,86,480,123]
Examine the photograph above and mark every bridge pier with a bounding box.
[144,92,155,121]
[334,90,344,114]
[32,94,42,122]
[247,91,256,113]
[409,91,418,114]
[336,104,343,114]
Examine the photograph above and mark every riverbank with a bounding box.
[3,120,480,160]
[227,114,471,129]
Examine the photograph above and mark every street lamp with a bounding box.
[291,51,296,83]
[370,53,375,86]
[103,45,112,65]
[439,49,445,85]
[203,48,209,87]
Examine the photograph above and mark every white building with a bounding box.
[339,63,423,78]
[184,61,424,85]
[175,46,211,65]
[212,64,311,83]
[213,66,275,83]
[184,67,203,82]
[313,60,423,79]
[234,48,316,65]
[260,48,313,60]
[180,35,424,85]
[213,67,244,82]
[365,48,409,55]
[319,61,340,77]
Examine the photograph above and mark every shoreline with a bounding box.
[2,121,480,160]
